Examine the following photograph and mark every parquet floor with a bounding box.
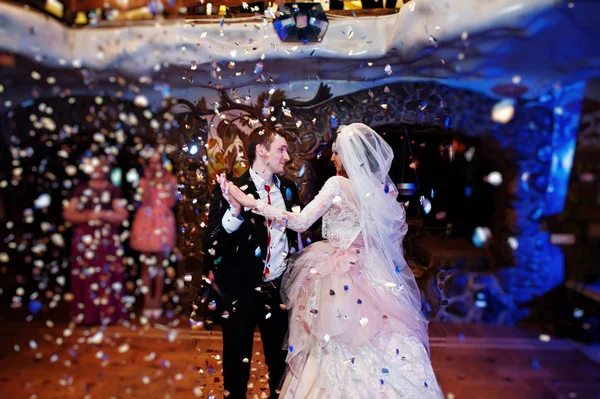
[1,319,599,399]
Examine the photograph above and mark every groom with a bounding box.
[203,127,302,399]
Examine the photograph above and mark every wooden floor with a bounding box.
[1,319,599,399]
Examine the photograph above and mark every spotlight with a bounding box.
[273,3,329,43]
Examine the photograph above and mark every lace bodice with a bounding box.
[254,176,361,249]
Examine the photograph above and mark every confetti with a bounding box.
[33,193,52,209]
[539,334,551,342]
[484,171,503,186]
[419,196,432,214]
[472,227,492,248]
[491,99,515,124]
[507,237,519,250]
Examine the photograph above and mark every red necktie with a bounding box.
[263,184,272,281]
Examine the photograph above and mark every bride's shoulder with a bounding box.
[324,175,346,186]
[323,175,352,192]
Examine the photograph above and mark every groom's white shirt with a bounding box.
[221,167,289,282]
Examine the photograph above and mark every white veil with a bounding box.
[335,123,427,341]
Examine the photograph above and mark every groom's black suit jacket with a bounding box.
[203,170,301,305]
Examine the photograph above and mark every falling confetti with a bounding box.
[33,193,52,209]
[539,334,551,342]
[507,237,519,250]
[491,99,515,124]
[484,171,503,186]
[420,196,432,215]
[472,226,492,248]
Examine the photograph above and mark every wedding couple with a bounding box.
[204,123,443,398]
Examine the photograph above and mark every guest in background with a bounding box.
[63,153,129,326]
[130,149,177,319]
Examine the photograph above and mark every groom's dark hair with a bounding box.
[247,126,285,166]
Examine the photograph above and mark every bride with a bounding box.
[217,123,443,398]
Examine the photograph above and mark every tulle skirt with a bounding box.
[279,239,443,398]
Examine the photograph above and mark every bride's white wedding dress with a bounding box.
[253,175,444,398]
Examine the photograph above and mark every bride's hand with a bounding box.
[227,182,257,209]
[216,173,256,210]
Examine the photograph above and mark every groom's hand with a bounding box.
[229,201,242,217]
[217,173,242,216]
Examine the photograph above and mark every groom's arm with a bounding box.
[203,184,239,275]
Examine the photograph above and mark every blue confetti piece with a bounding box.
[396,348,400,355]
[344,285,349,291]
[330,114,338,128]
[208,366,215,374]
[444,116,451,128]
[255,247,262,257]
[220,18,225,27]
[357,299,362,305]
[351,357,355,364]
[465,186,472,197]
[384,184,390,193]
[310,49,316,56]
[28,300,42,315]
[289,346,294,353]
[395,265,401,273]
[286,187,293,201]
[424,381,429,388]
[381,368,389,375]
[458,333,465,341]
[380,379,384,385]
[298,164,306,178]
[530,359,541,370]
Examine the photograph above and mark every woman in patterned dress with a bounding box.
[63,154,128,325]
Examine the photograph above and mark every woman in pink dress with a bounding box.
[63,154,129,326]
[219,124,443,398]
[130,151,177,319]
